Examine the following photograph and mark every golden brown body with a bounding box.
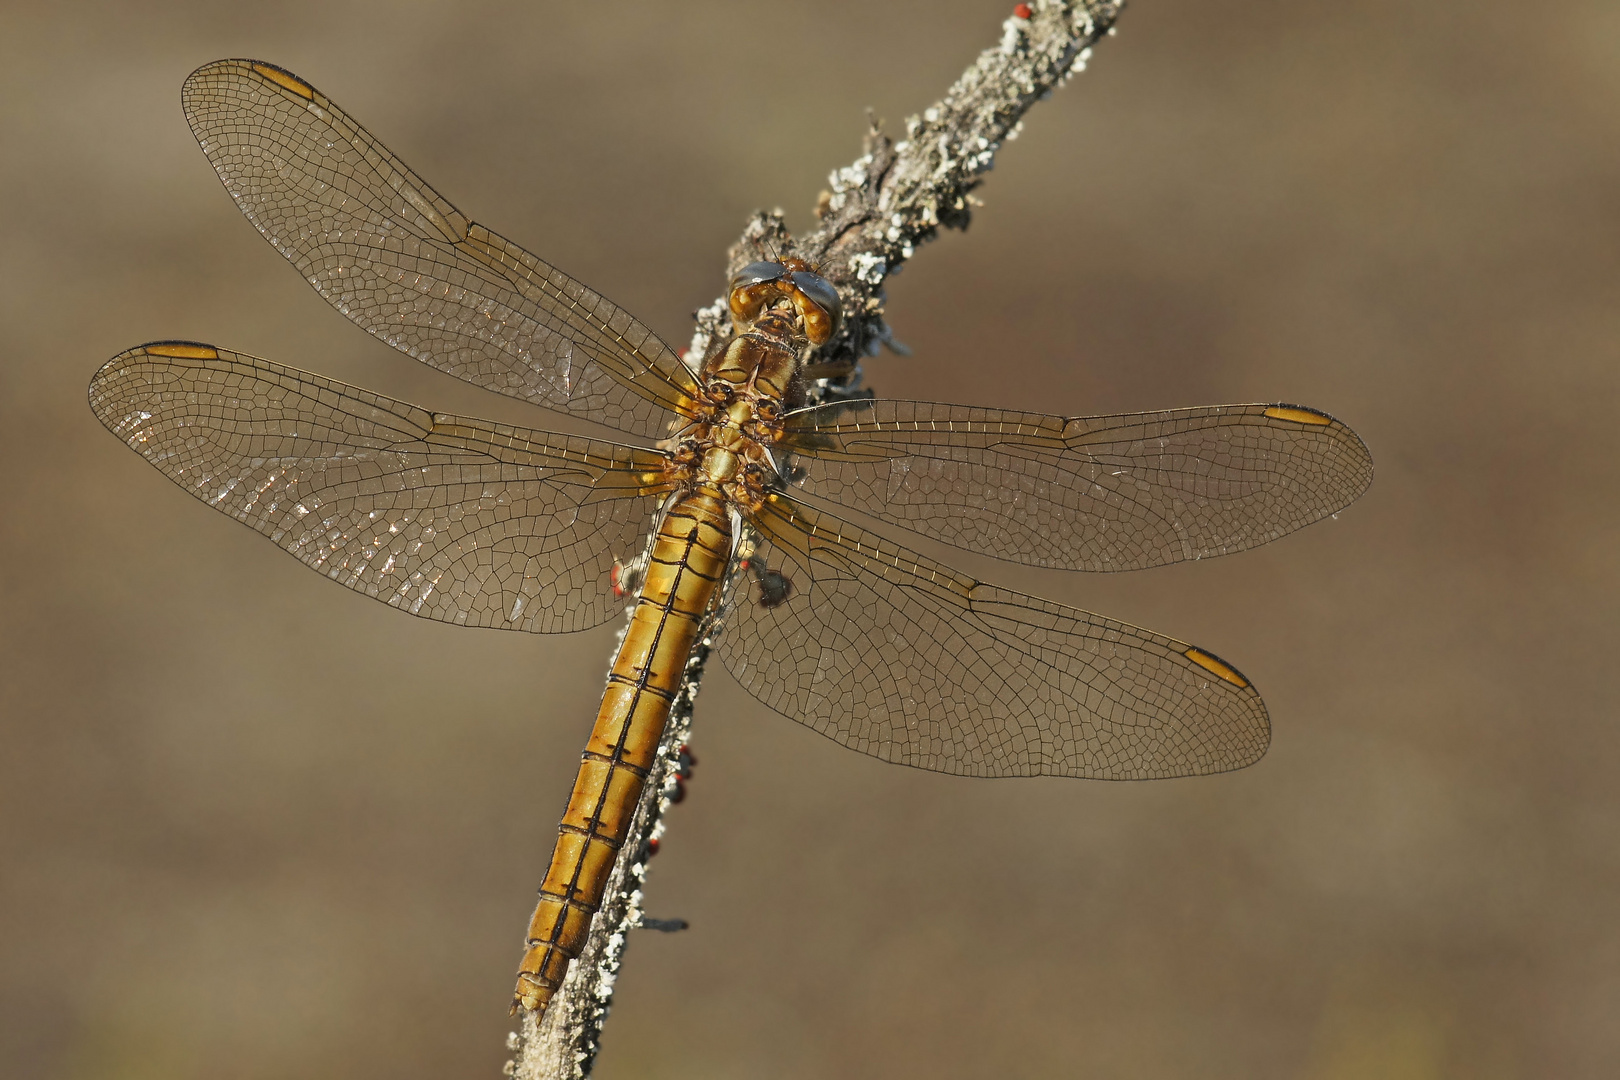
[514,293,811,1014]
[513,487,732,1012]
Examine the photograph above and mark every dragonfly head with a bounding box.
[728,258,842,346]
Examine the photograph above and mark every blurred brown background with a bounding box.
[3,1,1616,1077]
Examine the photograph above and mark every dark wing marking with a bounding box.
[89,342,673,634]
[182,59,700,439]
[778,399,1373,571]
[716,494,1269,779]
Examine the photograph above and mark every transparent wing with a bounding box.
[779,399,1373,571]
[716,494,1270,779]
[181,59,700,439]
[89,342,673,634]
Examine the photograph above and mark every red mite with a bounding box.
[1014,3,1032,19]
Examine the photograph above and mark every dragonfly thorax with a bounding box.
[667,383,782,514]
[670,313,809,513]
[674,260,841,510]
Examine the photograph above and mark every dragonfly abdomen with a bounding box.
[514,488,732,1016]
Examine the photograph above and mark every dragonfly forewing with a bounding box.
[779,399,1373,572]
[720,493,1270,779]
[89,343,672,634]
[181,59,701,439]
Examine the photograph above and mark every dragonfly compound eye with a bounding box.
[732,261,787,289]
[787,270,842,346]
[728,261,787,324]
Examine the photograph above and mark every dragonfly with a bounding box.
[88,60,1373,1019]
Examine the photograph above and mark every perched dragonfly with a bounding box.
[89,60,1372,1018]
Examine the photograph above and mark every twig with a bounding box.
[507,2,1124,1075]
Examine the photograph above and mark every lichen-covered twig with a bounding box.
[507,3,1124,1076]
[701,0,1125,393]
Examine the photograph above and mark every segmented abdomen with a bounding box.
[514,488,732,1016]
